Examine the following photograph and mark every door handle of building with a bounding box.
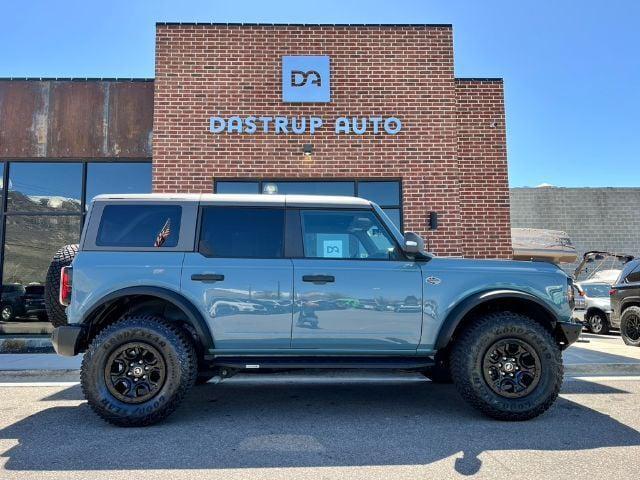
[302,274,335,284]
[191,273,225,283]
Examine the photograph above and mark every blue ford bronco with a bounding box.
[49,194,581,426]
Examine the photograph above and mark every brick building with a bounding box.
[0,23,511,334]
[153,23,512,258]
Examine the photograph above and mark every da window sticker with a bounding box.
[316,234,348,258]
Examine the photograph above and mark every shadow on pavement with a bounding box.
[2,378,640,475]
[564,347,640,365]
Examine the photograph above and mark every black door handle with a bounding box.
[302,274,335,284]
[191,273,224,283]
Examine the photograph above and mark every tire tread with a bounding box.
[80,314,197,427]
[450,311,563,421]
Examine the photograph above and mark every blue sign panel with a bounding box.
[282,55,330,103]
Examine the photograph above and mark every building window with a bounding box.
[0,160,152,336]
[86,162,153,204]
[8,163,82,213]
[214,179,403,230]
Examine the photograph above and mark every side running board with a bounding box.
[205,356,435,370]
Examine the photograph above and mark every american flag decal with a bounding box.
[154,218,171,247]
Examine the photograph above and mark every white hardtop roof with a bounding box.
[91,193,373,207]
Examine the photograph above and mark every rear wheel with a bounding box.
[620,306,640,347]
[44,244,78,327]
[450,311,563,421]
[80,315,197,427]
[588,311,610,335]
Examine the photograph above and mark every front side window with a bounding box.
[300,210,400,260]
[199,207,285,258]
[96,205,181,248]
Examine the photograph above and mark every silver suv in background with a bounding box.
[574,281,612,334]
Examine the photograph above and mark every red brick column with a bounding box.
[456,79,512,258]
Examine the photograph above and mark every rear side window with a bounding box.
[96,205,182,247]
[198,207,285,258]
[626,267,640,284]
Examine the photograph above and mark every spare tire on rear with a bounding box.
[44,244,79,327]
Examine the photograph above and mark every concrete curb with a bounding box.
[0,336,53,354]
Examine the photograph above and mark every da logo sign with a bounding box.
[282,56,330,103]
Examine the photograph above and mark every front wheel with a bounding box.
[620,306,640,347]
[80,315,197,427]
[450,311,563,421]
[1,305,14,321]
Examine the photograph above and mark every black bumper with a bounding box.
[556,320,583,348]
[51,325,84,356]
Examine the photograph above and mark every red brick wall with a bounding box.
[153,23,511,258]
[456,79,512,258]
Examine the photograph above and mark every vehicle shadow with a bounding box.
[2,377,640,475]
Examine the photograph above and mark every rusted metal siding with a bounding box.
[0,79,153,159]
[108,82,154,156]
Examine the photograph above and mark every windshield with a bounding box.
[580,284,610,298]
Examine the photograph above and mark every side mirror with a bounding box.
[403,232,425,254]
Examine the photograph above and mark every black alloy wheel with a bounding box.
[105,343,167,404]
[624,315,640,341]
[621,307,640,346]
[482,339,541,398]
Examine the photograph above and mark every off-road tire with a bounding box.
[80,315,197,427]
[620,306,640,347]
[587,311,610,335]
[450,311,563,421]
[44,244,79,327]
[422,351,453,384]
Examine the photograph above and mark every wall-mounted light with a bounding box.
[428,211,439,230]
[263,183,278,195]
[303,143,313,156]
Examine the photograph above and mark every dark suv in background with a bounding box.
[610,258,640,346]
[0,283,47,322]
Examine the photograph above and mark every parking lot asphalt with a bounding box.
[0,372,639,480]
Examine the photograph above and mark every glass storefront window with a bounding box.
[86,162,152,204]
[215,181,260,194]
[264,181,354,196]
[8,163,82,213]
[357,181,400,206]
[0,160,151,336]
[1,215,81,335]
[214,179,403,230]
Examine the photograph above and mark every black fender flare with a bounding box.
[80,286,214,351]
[434,289,560,350]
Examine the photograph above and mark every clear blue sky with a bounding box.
[1,1,638,188]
